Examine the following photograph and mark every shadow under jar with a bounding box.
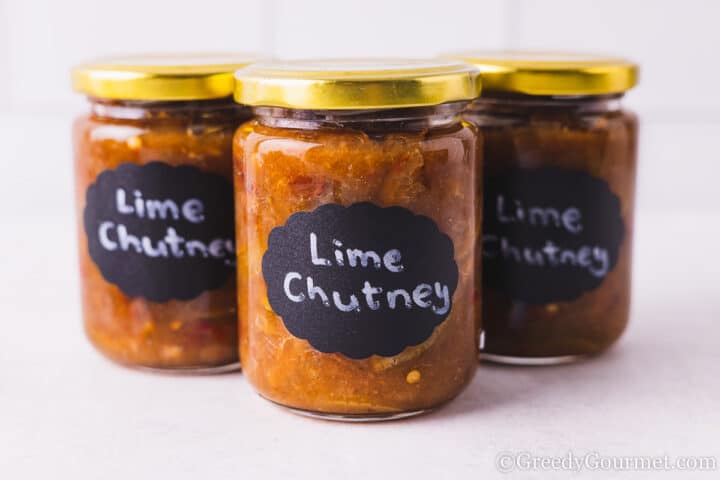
[453,52,639,365]
[72,56,255,371]
[233,60,482,420]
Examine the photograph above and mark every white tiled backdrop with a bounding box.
[0,5,719,475]
[0,0,718,218]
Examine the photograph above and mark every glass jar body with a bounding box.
[234,104,480,419]
[73,98,251,371]
[465,94,638,364]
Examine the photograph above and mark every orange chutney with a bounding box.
[234,60,482,419]
[72,56,254,370]
[453,52,639,364]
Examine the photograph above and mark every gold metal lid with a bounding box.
[72,54,258,101]
[233,59,482,110]
[446,51,638,96]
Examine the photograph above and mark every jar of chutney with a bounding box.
[233,60,481,419]
[453,52,639,365]
[72,55,255,371]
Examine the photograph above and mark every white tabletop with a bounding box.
[0,113,718,479]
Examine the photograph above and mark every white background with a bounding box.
[0,1,719,479]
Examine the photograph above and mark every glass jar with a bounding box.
[233,60,481,420]
[72,56,255,371]
[454,52,639,364]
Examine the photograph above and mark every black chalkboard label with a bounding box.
[483,167,624,304]
[262,203,459,359]
[83,162,235,302]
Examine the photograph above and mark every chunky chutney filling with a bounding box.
[74,100,250,368]
[235,108,479,414]
[466,92,637,357]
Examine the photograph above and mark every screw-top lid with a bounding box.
[446,51,638,96]
[72,54,259,101]
[233,59,482,110]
